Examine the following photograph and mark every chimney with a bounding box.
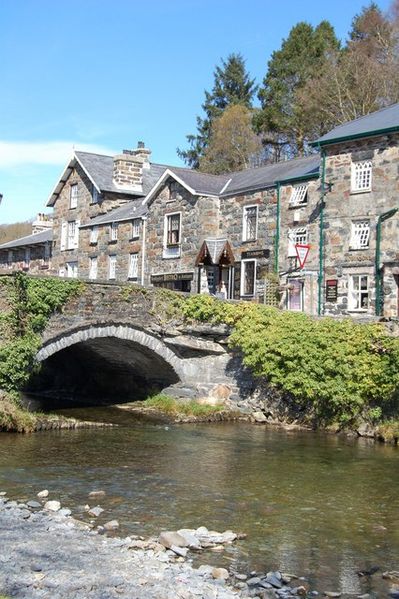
[32,213,53,234]
[112,142,151,192]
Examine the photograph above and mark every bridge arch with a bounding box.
[37,324,186,380]
[31,324,189,407]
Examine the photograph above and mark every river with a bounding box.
[0,407,398,596]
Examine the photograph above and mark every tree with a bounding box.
[198,105,263,175]
[256,21,340,157]
[177,54,257,168]
[299,3,399,132]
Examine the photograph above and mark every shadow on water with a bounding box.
[0,408,398,596]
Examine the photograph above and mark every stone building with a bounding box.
[0,214,53,274]
[4,102,399,319]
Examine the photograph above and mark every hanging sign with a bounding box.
[241,249,270,260]
[295,244,310,269]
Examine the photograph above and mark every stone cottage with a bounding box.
[3,102,399,319]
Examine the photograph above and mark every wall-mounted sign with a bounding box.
[326,279,338,302]
[295,244,310,269]
[151,271,194,283]
[241,249,270,260]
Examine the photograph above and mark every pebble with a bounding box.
[58,508,72,517]
[212,568,230,580]
[37,490,49,498]
[159,531,188,549]
[88,506,104,517]
[88,490,106,498]
[27,501,42,508]
[324,593,341,598]
[104,519,119,531]
[44,500,61,512]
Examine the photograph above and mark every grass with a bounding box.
[142,394,225,417]
[0,394,36,432]
[376,419,399,443]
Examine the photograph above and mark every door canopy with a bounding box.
[195,239,235,266]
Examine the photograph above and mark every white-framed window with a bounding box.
[242,205,258,241]
[163,212,181,258]
[350,221,370,250]
[351,160,372,192]
[89,256,97,280]
[288,227,308,257]
[90,226,98,244]
[92,186,99,204]
[128,253,139,279]
[108,255,116,280]
[70,184,78,209]
[24,248,30,268]
[66,261,78,278]
[240,259,256,297]
[289,184,308,207]
[348,274,369,311]
[110,222,118,242]
[67,220,79,250]
[131,219,140,239]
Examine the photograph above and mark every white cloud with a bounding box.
[0,140,115,168]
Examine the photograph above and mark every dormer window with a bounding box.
[110,222,118,242]
[70,184,78,209]
[242,206,258,241]
[351,160,372,193]
[289,184,308,207]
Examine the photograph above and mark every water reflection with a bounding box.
[0,413,398,594]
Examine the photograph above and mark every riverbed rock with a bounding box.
[170,544,188,558]
[177,529,202,549]
[103,519,119,531]
[159,531,188,549]
[58,508,72,517]
[324,592,341,598]
[44,500,61,512]
[88,506,104,517]
[252,411,267,423]
[88,490,106,499]
[383,571,399,582]
[212,567,229,580]
[27,500,41,508]
[37,489,49,498]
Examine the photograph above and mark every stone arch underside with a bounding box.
[30,325,187,407]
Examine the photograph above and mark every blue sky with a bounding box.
[0,0,392,224]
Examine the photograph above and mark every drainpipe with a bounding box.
[375,208,397,316]
[317,147,326,316]
[274,182,281,274]
[141,216,147,286]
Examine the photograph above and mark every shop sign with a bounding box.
[241,249,270,259]
[151,272,194,283]
[326,279,338,302]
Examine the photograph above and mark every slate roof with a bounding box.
[80,198,148,228]
[204,238,229,264]
[167,167,230,196]
[75,152,168,196]
[314,102,399,146]
[222,155,320,196]
[0,228,53,250]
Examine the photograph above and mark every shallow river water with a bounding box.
[0,407,398,595]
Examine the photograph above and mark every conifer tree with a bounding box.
[178,54,257,168]
[256,21,340,157]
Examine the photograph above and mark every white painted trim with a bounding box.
[143,169,196,206]
[242,204,259,242]
[141,217,147,286]
[240,258,257,297]
[219,178,232,195]
[46,152,101,207]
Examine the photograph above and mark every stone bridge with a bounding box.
[29,280,253,408]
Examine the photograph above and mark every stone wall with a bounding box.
[322,133,399,317]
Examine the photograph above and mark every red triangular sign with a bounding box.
[295,244,310,268]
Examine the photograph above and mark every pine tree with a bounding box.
[177,54,257,168]
[256,21,340,157]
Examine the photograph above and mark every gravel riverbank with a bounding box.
[0,494,251,599]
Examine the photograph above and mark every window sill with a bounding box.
[350,188,371,195]
[89,202,100,206]
[349,247,369,251]
[162,255,181,260]
[347,309,368,313]
[128,277,138,281]
[89,241,98,246]
[242,238,257,244]
[129,237,140,242]
[108,240,118,244]
[288,204,307,209]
